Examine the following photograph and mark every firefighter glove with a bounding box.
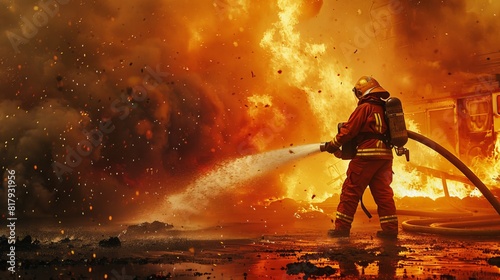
[323,141,339,154]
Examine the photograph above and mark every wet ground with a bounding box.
[2,198,500,279]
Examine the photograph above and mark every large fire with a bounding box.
[255,0,499,203]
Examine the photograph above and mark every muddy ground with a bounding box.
[2,197,500,280]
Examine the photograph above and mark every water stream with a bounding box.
[166,143,322,213]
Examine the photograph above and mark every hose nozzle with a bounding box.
[320,143,326,152]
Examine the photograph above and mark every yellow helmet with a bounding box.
[352,76,387,99]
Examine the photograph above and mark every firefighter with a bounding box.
[323,76,398,239]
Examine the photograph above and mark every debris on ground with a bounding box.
[98,236,121,247]
[285,261,336,279]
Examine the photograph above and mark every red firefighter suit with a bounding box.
[326,83,398,235]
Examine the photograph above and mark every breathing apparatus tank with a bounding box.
[385,97,410,160]
[385,97,408,147]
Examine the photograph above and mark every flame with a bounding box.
[494,133,500,175]
[393,170,476,199]
[469,133,500,187]
[259,0,357,202]
[260,0,354,134]
[389,120,481,200]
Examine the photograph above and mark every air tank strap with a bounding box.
[358,132,388,141]
[357,132,390,147]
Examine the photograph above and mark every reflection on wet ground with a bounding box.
[1,217,500,280]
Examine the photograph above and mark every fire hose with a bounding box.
[399,130,500,236]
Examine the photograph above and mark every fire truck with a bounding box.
[404,76,500,165]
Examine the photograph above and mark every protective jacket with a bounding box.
[330,95,392,159]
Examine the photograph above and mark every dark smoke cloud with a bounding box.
[388,0,500,94]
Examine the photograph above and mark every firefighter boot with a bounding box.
[328,211,353,238]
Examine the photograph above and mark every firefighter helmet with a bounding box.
[352,76,387,99]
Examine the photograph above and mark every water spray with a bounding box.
[166,143,322,214]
